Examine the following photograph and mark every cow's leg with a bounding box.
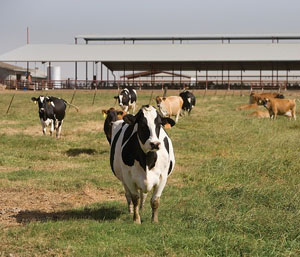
[131,102,136,114]
[50,120,54,136]
[139,191,147,211]
[124,105,129,113]
[292,108,297,120]
[175,110,180,123]
[151,177,167,223]
[131,193,141,224]
[56,120,63,138]
[40,119,46,135]
[123,183,133,214]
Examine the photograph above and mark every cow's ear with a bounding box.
[117,111,125,116]
[161,117,176,127]
[31,97,37,102]
[123,114,136,125]
[114,96,118,99]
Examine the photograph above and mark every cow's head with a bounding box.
[31,96,54,119]
[123,105,175,152]
[114,89,130,107]
[102,108,126,120]
[261,98,271,108]
[103,108,127,144]
[155,96,169,117]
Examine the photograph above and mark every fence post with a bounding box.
[6,94,15,115]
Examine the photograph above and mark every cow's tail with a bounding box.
[64,100,79,112]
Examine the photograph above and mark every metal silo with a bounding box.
[47,66,61,88]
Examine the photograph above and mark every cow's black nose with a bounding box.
[150,142,161,150]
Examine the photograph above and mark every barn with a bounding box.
[1,34,300,90]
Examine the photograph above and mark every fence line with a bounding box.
[2,79,300,91]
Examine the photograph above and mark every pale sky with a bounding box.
[1,0,300,79]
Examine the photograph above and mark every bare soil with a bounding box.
[0,186,124,227]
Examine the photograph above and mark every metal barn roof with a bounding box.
[75,34,300,42]
[1,43,300,71]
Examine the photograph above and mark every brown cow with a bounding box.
[236,103,258,111]
[155,96,183,123]
[248,110,270,118]
[262,98,296,120]
[249,92,284,105]
[102,108,127,144]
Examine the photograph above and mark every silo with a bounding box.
[47,66,61,88]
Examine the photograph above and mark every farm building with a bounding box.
[0,61,46,89]
[1,34,300,90]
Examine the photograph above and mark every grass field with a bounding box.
[0,89,300,256]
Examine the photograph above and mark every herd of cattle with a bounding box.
[31,88,195,224]
[237,91,297,120]
[30,89,296,223]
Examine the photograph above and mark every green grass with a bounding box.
[0,90,300,256]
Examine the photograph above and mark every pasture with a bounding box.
[0,89,300,256]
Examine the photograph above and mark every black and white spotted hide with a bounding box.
[179,90,196,115]
[108,105,176,224]
[114,88,137,113]
[31,96,67,138]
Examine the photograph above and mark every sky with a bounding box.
[1,0,300,79]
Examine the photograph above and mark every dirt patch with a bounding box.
[0,186,125,227]
[0,121,103,138]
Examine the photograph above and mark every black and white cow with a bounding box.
[114,88,137,113]
[179,90,196,115]
[107,105,175,224]
[31,96,78,138]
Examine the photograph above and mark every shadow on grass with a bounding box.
[14,205,124,224]
[65,148,99,156]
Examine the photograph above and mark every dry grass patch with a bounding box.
[0,185,124,227]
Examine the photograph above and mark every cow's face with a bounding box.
[114,89,130,107]
[123,105,175,153]
[155,96,168,116]
[31,96,48,115]
[261,98,270,108]
[31,96,54,120]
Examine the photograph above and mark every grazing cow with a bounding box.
[114,88,137,113]
[155,96,183,123]
[262,98,296,120]
[107,105,176,224]
[249,92,284,105]
[31,96,78,138]
[179,90,196,115]
[102,108,127,144]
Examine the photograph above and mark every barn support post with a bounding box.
[195,69,198,88]
[276,69,279,91]
[172,66,174,86]
[123,65,125,87]
[259,69,262,89]
[240,69,243,96]
[107,67,109,87]
[75,38,78,89]
[132,65,135,89]
[86,62,88,89]
[205,70,208,91]
[180,67,182,89]
[286,70,289,91]
[48,62,51,90]
[227,70,230,90]
[86,40,88,89]
[221,69,224,87]
[271,68,274,90]
[101,63,103,88]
